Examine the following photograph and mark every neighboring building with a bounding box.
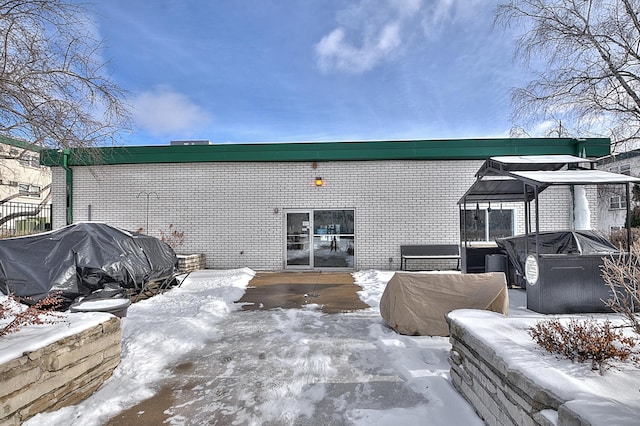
[597,149,640,236]
[0,135,52,236]
[41,137,609,271]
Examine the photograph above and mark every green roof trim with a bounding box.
[0,134,41,152]
[40,137,611,167]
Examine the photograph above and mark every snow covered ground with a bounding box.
[1,268,637,425]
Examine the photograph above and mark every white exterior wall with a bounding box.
[51,168,67,227]
[0,146,51,203]
[597,155,640,236]
[537,185,598,231]
[51,160,594,270]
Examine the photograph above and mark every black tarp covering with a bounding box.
[496,230,619,277]
[0,222,177,307]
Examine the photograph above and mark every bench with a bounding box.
[400,244,461,271]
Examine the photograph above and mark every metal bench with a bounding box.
[400,244,461,271]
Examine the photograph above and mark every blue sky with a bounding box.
[89,0,531,146]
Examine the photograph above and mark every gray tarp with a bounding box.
[380,272,508,336]
[0,222,177,307]
[496,230,619,278]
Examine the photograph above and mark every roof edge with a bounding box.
[40,137,611,167]
[0,134,42,152]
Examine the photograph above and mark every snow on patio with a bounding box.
[4,268,637,425]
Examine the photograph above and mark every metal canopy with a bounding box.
[512,169,640,186]
[459,155,640,204]
[459,154,640,265]
[459,178,537,203]
[477,154,596,177]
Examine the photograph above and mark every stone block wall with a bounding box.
[177,253,206,273]
[448,314,592,426]
[0,316,121,425]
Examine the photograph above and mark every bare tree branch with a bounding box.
[496,0,640,151]
[0,0,130,150]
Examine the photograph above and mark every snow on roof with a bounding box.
[511,169,640,185]
[490,154,594,164]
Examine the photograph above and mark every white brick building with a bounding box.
[42,138,610,270]
[0,135,51,235]
[597,150,640,236]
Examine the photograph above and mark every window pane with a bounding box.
[313,236,354,268]
[286,212,310,266]
[609,195,625,210]
[460,209,486,241]
[488,210,513,239]
[313,210,354,234]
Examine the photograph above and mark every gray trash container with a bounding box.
[485,254,507,273]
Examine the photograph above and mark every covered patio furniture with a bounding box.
[380,272,508,336]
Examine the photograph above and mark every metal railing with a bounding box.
[0,202,52,237]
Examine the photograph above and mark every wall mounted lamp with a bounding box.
[315,177,324,187]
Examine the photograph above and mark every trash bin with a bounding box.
[70,298,131,318]
[485,254,508,273]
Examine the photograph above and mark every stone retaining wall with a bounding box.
[0,316,121,425]
[448,313,594,426]
[177,253,206,273]
[448,320,555,425]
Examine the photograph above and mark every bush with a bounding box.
[1,293,66,337]
[601,242,640,334]
[529,317,637,374]
[609,227,640,248]
[160,224,184,251]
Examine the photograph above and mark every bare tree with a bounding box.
[0,0,130,150]
[601,242,640,334]
[0,1,130,235]
[496,0,640,151]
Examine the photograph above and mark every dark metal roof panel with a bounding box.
[459,178,539,203]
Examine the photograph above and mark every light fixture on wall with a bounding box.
[315,177,324,187]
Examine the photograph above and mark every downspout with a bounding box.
[574,138,586,158]
[61,149,73,225]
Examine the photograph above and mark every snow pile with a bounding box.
[0,268,634,425]
[23,268,255,425]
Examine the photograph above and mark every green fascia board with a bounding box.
[40,137,611,167]
[0,134,41,152]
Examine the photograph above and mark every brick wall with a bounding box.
[50,160,590,270]
[0,316,121,425]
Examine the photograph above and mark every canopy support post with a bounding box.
[626,182,633,250]
[534,185,540,258]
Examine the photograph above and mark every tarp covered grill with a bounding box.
[496,230,619,277]
[0,222,177,307]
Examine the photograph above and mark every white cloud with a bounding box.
[389,0,422,17]
[315,0,485,74]
[315,0,417,74]
[131,86,212,135]
[316,23,401,73]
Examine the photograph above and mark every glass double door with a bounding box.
[285,209,355,269]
